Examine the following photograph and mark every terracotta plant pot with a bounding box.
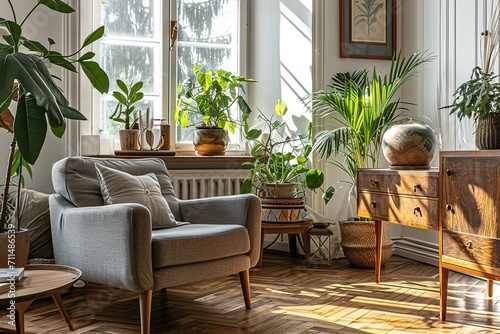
[339,220,393,268]
[119,129,140,150]
[0,228,30,268]
[193,128,228,156]
[475,113,500,150]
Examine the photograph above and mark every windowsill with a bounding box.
[94,154,254,170]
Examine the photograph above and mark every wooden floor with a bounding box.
[1,253,500,333]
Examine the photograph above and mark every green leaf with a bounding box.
[48,38,55,45]
[48,51,77,72]
[82,26,105,48]
[305,169,324,190]
[14,93,47,165]
[80,60,109,94]
[240,178,253,194]
[22,39,49,55]
[245,128,262,140]
[78,51,95,62]
[275,99,288,116]
[112,92,127,105]
[322,185,336,204]
[39,0,75,14]
[0,20,22,49]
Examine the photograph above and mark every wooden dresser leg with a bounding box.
[440,267,449,321]
[139,290,152,334]
[487,279,494,298]
[239,270,252,309]
[374,220,383,283]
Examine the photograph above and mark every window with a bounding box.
[88,0,246,151]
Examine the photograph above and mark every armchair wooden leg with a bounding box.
[139,290,153,334]
[239,270,252,309]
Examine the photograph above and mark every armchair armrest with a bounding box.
[178,194,261,266]
[49,194,154,292]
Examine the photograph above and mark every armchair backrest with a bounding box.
[51,157,181,219]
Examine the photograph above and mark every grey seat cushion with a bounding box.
[152,224,250,268]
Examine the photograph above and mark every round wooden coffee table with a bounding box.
[0,264,81,334]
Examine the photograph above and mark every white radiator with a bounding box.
[169,169,250,199]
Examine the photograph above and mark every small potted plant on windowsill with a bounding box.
[109,79,145,150]
[240,99,332,223]
[174,64,255,156]
[0,0,109,267]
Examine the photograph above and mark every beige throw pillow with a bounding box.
[95,163,188,229]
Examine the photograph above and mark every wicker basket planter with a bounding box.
[475,113,500,150]
[339,220,393,268]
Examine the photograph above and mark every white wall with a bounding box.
[0,2,72,194]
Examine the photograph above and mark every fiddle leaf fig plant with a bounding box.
[0,0,110,232]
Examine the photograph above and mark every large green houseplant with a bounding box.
[0,0,109,258]
[441,2,500,149]
[175,64,255,155]
[308,50,433,267]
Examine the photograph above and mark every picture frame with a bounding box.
[340,0,397,60]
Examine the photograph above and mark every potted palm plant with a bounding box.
[0,0,109,267]
[441,1,500,149]
[308,50,433,267]
[241,99,331,222]
[109,79,144,150]
[175,64,255,156]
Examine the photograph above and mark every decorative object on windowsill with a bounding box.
[0,0,109,266]
[308,50,433,267]
[138,109,164,150]
[441,2,500,150]
[382,119,438,169]
[175,64,255,156]
[241,99,330,223]
[109,79,144,151]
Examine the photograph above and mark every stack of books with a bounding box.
[0,268,25,283]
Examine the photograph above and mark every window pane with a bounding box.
[101,43,158,94]
[176,0,240,143]
[101,0,158,39]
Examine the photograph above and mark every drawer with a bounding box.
[357,191,390,221]
[358,192,439,230]
[357,169,438,197]
[443,230,500,269]
[388,194,439,230]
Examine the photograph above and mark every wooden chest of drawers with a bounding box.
[357,168,439,230]
[439,150,500,320]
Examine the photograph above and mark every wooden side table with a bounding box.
[0,264,81,334]
[258,220,312,266]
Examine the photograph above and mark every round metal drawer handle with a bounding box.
[466,240,474,249]
[370,180,379,188]
[370,201,377,209]
[446,204,452,211]
[414,184,422,192]
[446,169,452,176]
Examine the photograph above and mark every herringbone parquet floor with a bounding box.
[1,253,500,333]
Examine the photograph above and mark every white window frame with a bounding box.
[79,0,248,155]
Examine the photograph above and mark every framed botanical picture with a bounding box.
[340,0,397,60]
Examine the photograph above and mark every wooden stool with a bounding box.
[258,219,312,266]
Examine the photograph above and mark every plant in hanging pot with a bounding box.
[308,50,433,267]
[175,64,255,156]
[109,79,145,150]
[441,2,500,150]
[240,99,331,222]
[0,0,109,267]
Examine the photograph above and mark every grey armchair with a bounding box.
[49,157,261,334]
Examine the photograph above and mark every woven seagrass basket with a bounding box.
[339,220,393,268]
